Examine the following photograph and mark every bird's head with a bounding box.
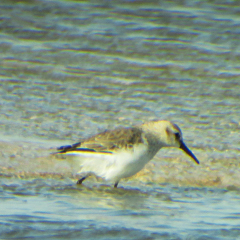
[142,120,200,164]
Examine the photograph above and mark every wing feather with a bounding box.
[57,127,144,154]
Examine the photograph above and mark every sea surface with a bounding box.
[0,0,240,239]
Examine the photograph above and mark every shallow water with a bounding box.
[0,0,240,239]
[1,178,240,240]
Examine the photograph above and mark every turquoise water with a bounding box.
[0,0,240,239]
[1,179,240,240]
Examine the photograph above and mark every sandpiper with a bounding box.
[56,120,199,187]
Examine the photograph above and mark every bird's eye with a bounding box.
[175,132,181,140]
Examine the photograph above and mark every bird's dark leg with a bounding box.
[114,181,119,188]
[77,176,87,185]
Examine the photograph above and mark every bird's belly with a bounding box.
[117,156,150,179]
[104,146,155,181]
[72,144,157,182]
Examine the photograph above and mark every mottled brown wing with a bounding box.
[57,127,144,153]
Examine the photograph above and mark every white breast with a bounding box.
[64,143,155,182]
[106,144,151,181]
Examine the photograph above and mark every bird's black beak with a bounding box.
[180,141,200,164]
